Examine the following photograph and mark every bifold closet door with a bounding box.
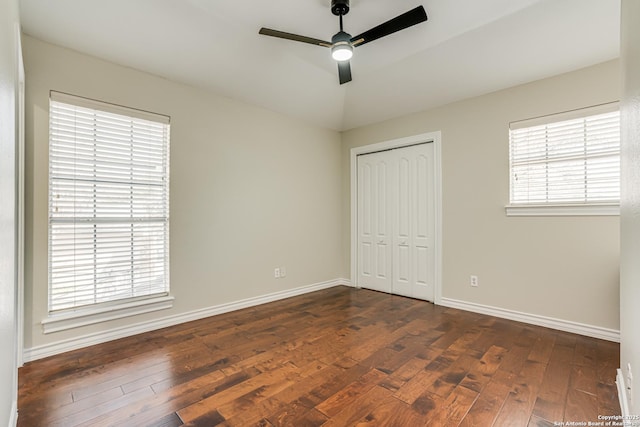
[357,143,435,301]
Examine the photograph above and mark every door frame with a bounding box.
[350,131,443,304]
[16,22,25,368]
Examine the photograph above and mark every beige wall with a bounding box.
[23,35,343,350]
[23,33,622,355]
[1,0,20,422]
[620,0,640,414]
[342,60,621,331]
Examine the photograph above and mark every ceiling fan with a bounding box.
[259,0,428,84]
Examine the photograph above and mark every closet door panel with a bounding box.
[357,152,392,293]
[412,147,435,300]
[393,153,412,297]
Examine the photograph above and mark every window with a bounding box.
[507,103,620,216]
[48,92,170,318]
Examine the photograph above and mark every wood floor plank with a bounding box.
[569,364,598,396]
[18,286,621,427]
[148,412,184,427]
[415,385,479,426]
[176,362,300,423]
[319,385,393,427]
[458,345,508,393]
[492,360,548,427]
[85,368,255,427]
[527,414,555,427]
[530,360,572,422]
[459,373,513,427]
[315,368,387,417]
[265,399,327,427]
[527,333,557,365]
[295,362,370,409]
[57,386,155,427]
[498,343,535,376]
[394,360,449,404]
[573,336,598,367]
[350,397,412,426]
[564,389,598,423]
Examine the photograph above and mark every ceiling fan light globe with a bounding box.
[332,43,353,61]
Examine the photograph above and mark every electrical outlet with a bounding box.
[274,268,281,278]
[280,267,286,278]
[470,275,479,287]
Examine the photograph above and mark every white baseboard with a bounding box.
[617,369,631,418]
[439,297,620,342]
[24,278,352,362]
[8,399,17,427]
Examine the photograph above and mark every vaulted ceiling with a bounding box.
[19,0,620,131]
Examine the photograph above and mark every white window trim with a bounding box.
[42,294,174,334]
[505,203,619,217]
[50,91,170,124]
[508,102,620,214]
[509,102,618,130]
[46,91,171,325]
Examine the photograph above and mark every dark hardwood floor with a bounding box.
[18,286,620,426]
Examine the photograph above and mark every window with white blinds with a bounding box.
[509,104,620,209]
[48,92,170,313]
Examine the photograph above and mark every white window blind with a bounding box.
[48,92,170,313]
[509,104,620,206]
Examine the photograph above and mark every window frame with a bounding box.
[506,102,620,217]
[44,91,172,333]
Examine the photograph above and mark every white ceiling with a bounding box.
[19,0,620,131]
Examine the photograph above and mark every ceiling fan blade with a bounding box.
[350,6,427,47]
[259,28,332,47]
[338,60,352,85]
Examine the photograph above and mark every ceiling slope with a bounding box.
[19,0,620,131]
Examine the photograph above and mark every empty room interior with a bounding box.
[2,0,640,426]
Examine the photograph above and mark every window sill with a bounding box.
[42,295,174,334]
[505,204,620,217]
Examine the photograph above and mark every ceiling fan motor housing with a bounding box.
[331,31,351,44]
[331,0,350,16]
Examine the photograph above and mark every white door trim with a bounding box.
[350,131,443,304]
[16,23,25,369]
